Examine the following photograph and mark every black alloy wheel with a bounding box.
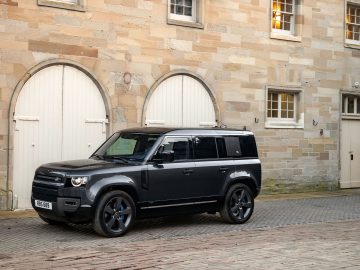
[220,183,254,224]
[93,190,135,237]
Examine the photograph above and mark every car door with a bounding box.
[193,137,236,197]
[145,136,196,203]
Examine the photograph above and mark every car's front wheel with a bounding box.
[220,183,254,224]
[93,190,135,237]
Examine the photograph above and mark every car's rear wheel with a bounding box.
[93,190,135,237]
[220,183,254,224]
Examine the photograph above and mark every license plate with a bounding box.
[35,200,52,210]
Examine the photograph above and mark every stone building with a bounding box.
[0,0,359,210]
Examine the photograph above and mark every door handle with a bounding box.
[183,169,194,175]
[219,167,229,173]
[351,154,354,161]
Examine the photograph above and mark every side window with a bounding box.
[194,137,217,159]
[224,137,242,157]
[239,136,258,158]
[157,137,192,161]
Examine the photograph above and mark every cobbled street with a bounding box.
[0,194,359,269]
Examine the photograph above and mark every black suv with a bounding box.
[32,128,261,237]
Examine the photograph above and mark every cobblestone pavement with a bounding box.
[0,194,359,269]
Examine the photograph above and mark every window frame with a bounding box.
[341,92,360,119]
[271,0,295,35]
[152,136,194,163]
[265,86,304,129]
[37,0,85,12]
[345,1,360,48]
[270,0,302,42]
[167,0,204,29]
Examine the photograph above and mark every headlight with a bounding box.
[70,177,88,187]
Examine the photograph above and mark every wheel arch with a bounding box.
[93,184,139,206]
[223,177,260,198]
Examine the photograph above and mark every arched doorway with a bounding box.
[12,64,108,209]
[144,73,217,127]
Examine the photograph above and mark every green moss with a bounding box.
[261,178,339,195]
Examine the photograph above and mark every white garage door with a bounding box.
[13,65,107,209]
[145,75,216,127]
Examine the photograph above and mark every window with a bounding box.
[194,137,217,159]
[95,133,159,161]
[216,137,258,159]
[37,0,85,11]
[342,94,360,117]
[267,92,295,120]
[272,0,295,34]
[346,3,360,46]
[271,0,302,41]
[265,86,304,129]
[167,0,204,28]
[157,137,192,161]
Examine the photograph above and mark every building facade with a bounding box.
[0,0,360,209]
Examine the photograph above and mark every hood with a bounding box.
[37,158,134,175]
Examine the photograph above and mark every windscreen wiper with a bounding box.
[104,156,129,164]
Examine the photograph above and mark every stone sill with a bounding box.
[344,40,360,50]
[265,122,304,129]
[342,115,360,120]
[167,19,204,29]
[37,0,85,12]
[270,32,302,43]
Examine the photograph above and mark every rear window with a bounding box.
[215,136,258,159]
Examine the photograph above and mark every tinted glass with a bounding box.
[157,137,191,161]
[94,132,159,161]
[239,136,258,158]
[216,138,227,158]
[194,137,218,159]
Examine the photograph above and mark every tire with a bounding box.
[38,215,64,225]
[220,183,254,224]
[93,190,136,237]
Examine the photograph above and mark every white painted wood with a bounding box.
[13,65,107,209]
[62,66,107,160]
[145,75,216,128]
[146,75,183,127]
[13,66,63,209]
[182,76,216,127]
[340,120,360,188]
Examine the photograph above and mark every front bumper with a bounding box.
[31,196,93,223]
[31,178,93,223]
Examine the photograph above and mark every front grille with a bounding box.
[32,186,59,202]
[32,171,65,202]
[35,173,65,183]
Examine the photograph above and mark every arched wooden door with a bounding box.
[145,75,216,127]
[13,65,108,209]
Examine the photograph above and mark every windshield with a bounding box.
[93,132,160,162]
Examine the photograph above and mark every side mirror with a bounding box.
[159,150,175,163]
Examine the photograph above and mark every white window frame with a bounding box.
[37,0,85,12]
[271,0,295,36]
[342,93,360,119]
[168,0,197,23]
[345,2,360,46]
[167,0,204,29]
[265,86,304,129]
